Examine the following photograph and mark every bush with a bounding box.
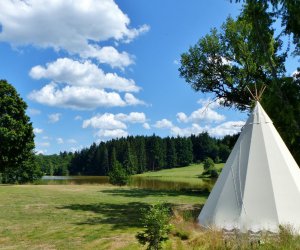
[108,161,129,186]
[203,157,214,170]
[136,203,173,250]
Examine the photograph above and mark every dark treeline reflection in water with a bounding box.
[41,176,216,191]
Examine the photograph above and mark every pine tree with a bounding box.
[166,137,177,168]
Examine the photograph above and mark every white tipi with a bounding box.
[198,101,300,233]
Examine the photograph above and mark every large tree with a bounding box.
[0,79,42,183]
[234,0,300,56]
[179,1,300,163]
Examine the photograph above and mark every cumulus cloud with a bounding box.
[33,128,43,134]
[83,113,127,130]
[154,119,174,129]
[155,98,244,138]
[96,129,128,139]
[168,122,244,138]
[143,123,151,130]
[124,93,146,106]
[0,0,149,68]
[177,98,225,124]
[209,121,245,137]
[115,112,146,123]
[176,112,188,123]
[28,83,127,110]
[48,113,61,123]
[28,60,146,109]
[83,111,147,139]
[29,58,140,92]
[170,123,205,137]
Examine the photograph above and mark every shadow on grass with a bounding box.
[59,202,149,229]
[59,201,204,230]
[99,187,210,199]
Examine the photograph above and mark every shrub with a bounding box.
[108,161,129,186]
[203,157,214,170]
[136,203,173,250]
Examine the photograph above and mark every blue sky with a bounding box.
[0,0,297,155]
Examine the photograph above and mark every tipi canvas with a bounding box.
[198,101,300,233]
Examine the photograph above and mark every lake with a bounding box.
[41,175,215,191]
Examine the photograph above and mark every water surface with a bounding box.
[41,175,216,191]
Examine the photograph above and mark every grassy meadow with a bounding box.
[1,164,300,249]
[0,165,207,250]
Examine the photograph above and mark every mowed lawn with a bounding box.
[0,165,213,250]
[138,163,224,185]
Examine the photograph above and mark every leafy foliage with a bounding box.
[0,79,42,183]
[179,2,300,163]
[202,157,219,178]
[203,157,215,170]
[136,203,173,250]
[234,0,300,56]
[108,160,129,186]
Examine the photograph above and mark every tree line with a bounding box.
[36,133,238,176]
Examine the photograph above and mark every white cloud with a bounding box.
[96,129,128,139]
[28,83,127,110]
[154,119,174,129]
[56,138,64,144]
[124,93,146,106]
[170,123,205,137]
[27,108,41,115]
[177,98,225,124]
[143,123,151,130]
[164,121,244,138]
[83,111,147,139]
[81,46,135,69]
[209,121,244,137]
[176,112,188,123]
[48,113,61,123]
[29,58,140,92]
[0,0,149,68]
[33,128,43,134]
[28,59,146,109]
[115,112,146,123]
[83,113,127,130]
[155,97,244,138]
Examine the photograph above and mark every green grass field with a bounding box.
[0,165,209,249]
[2,164,299,250]
[138,163,223,183]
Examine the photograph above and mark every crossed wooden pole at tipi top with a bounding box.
[246,83,267,102]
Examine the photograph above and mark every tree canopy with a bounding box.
[0,79,42,183]
[179,0,300,163]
